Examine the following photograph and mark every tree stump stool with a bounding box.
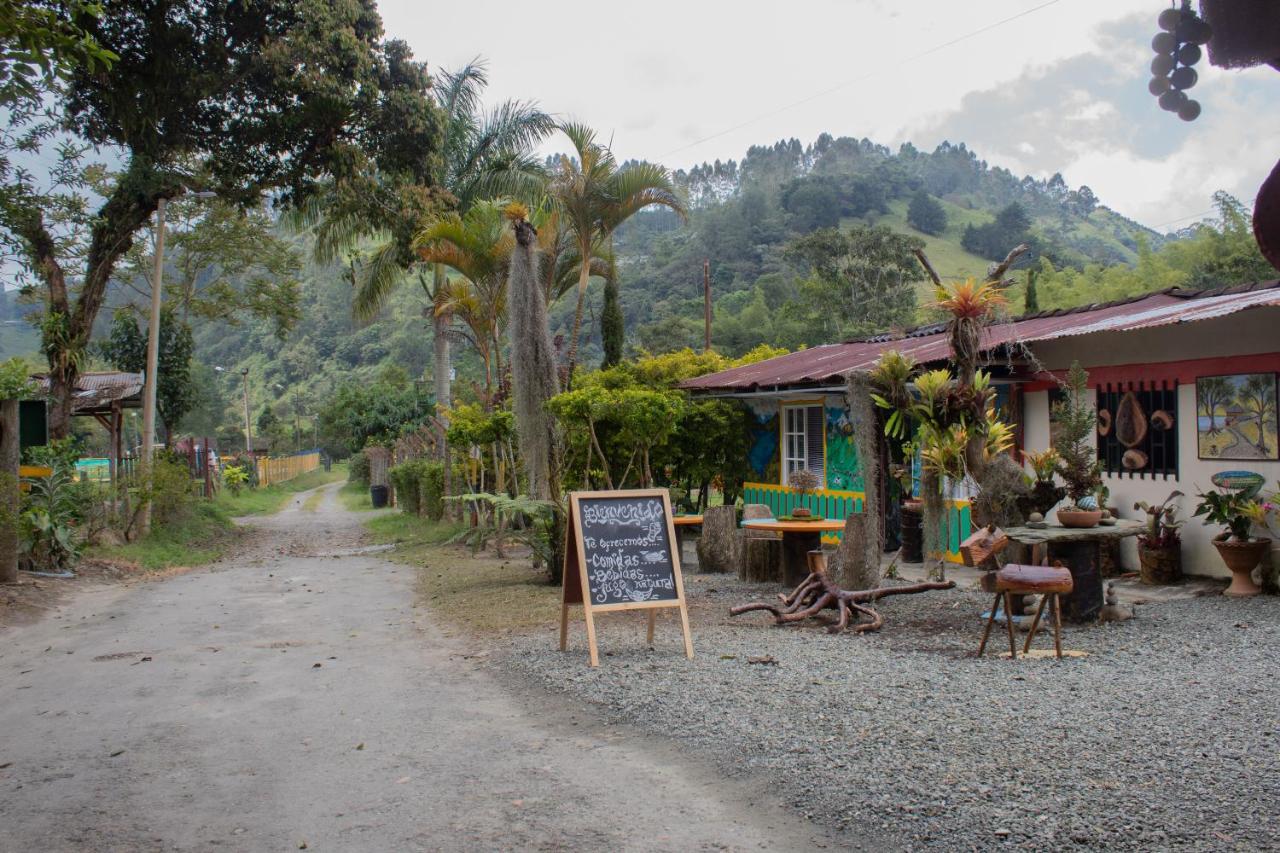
[740,503,782,582]
[696,505,739,574]
[977,563,1073,660]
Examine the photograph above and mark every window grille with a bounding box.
[1095,380,1178,479]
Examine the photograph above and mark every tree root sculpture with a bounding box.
[729,551,956,635]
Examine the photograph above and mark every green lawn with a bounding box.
[89,501,238,571]
[338,479,375,512]
[360,509,559,635]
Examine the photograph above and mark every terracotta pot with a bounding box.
[1138,542,1182,585]
[1057,509,1103,528]
[1213,535,1269,597]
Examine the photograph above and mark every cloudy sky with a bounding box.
[382,0,1279,229]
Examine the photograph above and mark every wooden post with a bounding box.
[702,259,712,353]
[1,399,19,584]
[203,436,213,498]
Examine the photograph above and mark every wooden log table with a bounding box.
[741,518,847,586]
[1003,520,1144,623]
[671,515,703,563]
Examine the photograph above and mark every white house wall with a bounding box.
[1020,307,1280,580]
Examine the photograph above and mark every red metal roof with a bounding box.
[682,281,1280,393]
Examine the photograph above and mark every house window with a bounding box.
[1095,380,1179,479]
[783,404,825,486]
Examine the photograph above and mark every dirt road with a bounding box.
[0,484,842,852]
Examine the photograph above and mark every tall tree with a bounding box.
[784,225,924,342]
[549,123,686,381]
[1,0,435,438]
[414,201,512,405]
[506,205,561,504]
[0,0,115,108]
[906,189,947,236]
[600,275,624,368]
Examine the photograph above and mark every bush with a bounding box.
[389,459,446,519]
[222,464,249,495]
[348,450,370,486]
[420,461,445,521]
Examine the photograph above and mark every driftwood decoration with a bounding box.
[729,551,955,635]
[1115,391,1148,448]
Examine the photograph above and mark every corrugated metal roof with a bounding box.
[32,371,145,412]
[683,280,1280,392]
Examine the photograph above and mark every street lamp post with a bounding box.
[140,190,216,535]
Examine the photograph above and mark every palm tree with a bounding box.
[548,123,686,380]
[415,201,512,405]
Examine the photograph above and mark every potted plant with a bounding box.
[1018,448,1066,518]
[1193,483,1270,596]
[1134,490,1184,584]
[786,469,822,520]
[1053,363,1103,528]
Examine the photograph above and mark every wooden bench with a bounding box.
[976,563,1073,660]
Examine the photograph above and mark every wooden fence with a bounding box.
[256,450,321,487]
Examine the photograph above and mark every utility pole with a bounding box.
[703,259,712,353]
[139,196,168,536]
[241,368,253,454]
[140,190,214,535]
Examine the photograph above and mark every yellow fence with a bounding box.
[255,451,321,487]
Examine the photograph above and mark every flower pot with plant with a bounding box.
[1052,363,1104,528]
[1193,483,1269,596]
[785,468,822,521]
[1134,490,1184,584]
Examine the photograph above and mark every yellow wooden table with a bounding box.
[741,518,846,585]
[671,514,703,562]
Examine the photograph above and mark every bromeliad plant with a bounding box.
[1135,490,1185,548]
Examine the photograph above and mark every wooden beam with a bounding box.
[913,248,943,288]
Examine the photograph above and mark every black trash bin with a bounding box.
[370,484,389,508]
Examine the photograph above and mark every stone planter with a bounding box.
[1057,508,1103,528]
[1138,542,1182,585]
[1213,535,1269,597]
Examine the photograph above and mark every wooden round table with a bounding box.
[741,518,846,585]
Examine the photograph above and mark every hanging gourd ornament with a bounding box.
[1148,2,1210,121]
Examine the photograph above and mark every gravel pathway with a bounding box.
[500,574,1280,850]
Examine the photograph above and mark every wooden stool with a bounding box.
[977,563,1073,660]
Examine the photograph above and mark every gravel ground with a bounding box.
[499,573,1280,850]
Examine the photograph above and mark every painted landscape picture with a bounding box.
[1196,373,1279,460]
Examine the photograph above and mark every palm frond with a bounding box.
[604,162,688,229]
[352,240,407,322]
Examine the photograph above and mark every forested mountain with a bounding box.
[602,135,1166,355]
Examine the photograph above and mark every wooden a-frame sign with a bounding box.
[559,489,694,667]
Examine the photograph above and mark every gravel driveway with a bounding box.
[503,572,1280,850]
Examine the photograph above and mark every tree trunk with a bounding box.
[564,252,592,386]
[507,217,561,502]
[695,505,739,574]
[1,399,19,583]
[431,265,453,510]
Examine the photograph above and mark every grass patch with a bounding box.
[362,510,561,635]
[89,501,238,571]
[301,489,325,512]
[214,464,345,517]
[338,479,374,512]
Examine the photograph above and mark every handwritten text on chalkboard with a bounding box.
[578,495,678,605]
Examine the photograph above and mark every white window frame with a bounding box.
[782,403,824,487]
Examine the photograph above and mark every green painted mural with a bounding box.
[825,402,863,492]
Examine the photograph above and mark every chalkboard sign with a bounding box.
[560,489,693,667]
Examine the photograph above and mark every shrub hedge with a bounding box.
[388,459,445,520]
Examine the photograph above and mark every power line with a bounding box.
[660,0,1064,161]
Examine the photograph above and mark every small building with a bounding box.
[683,281,1280,577]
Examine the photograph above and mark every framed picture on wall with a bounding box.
[1195,372,1279,461]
